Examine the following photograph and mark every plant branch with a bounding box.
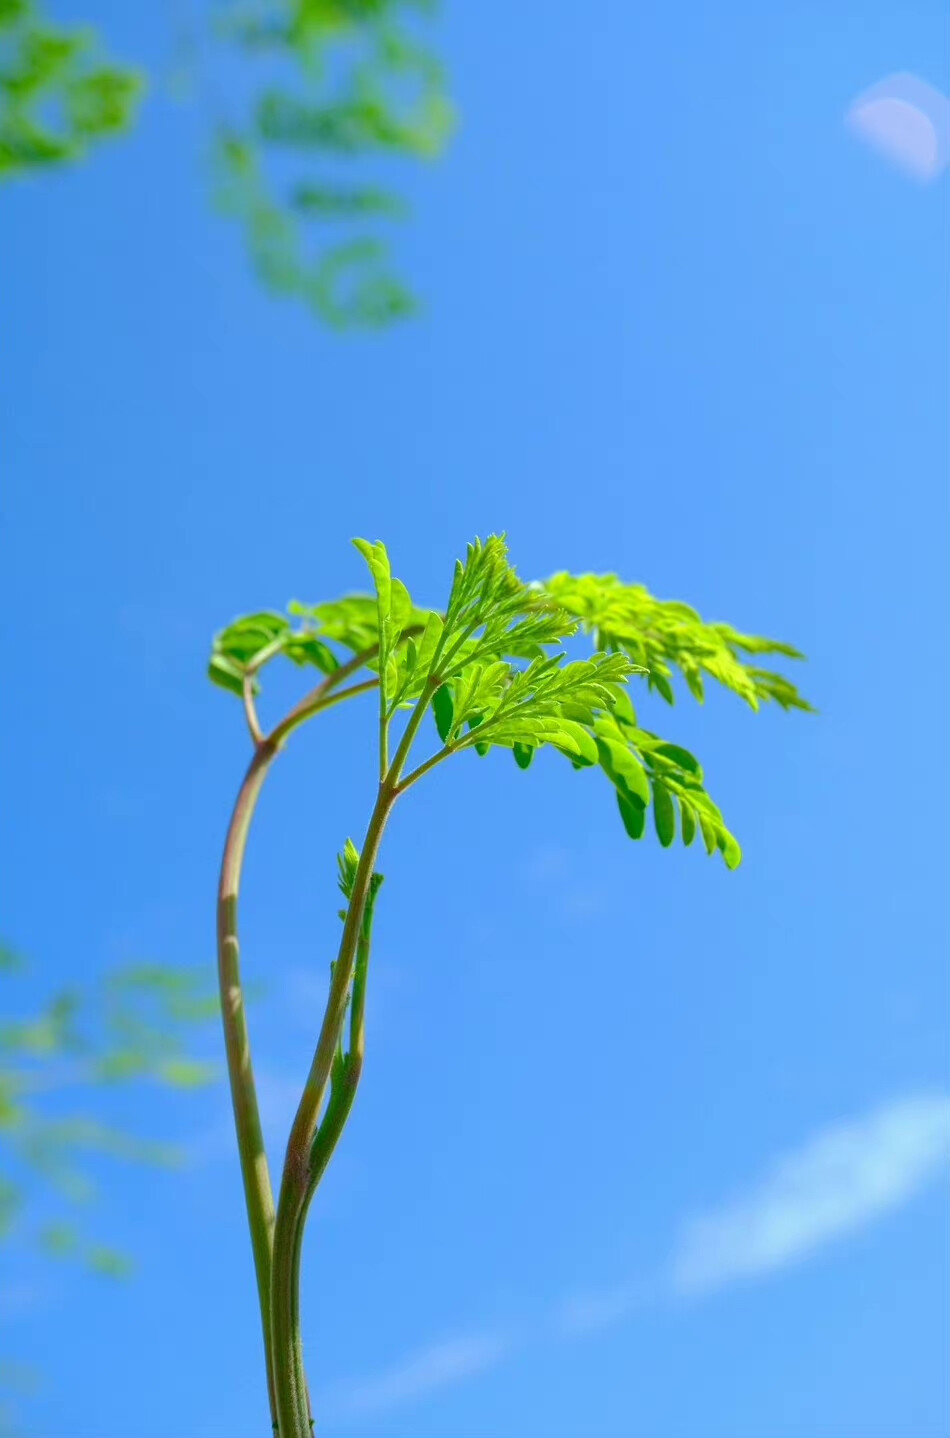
[271,795,395,1438]
[385,677,439,787]
[242,673,265,746]
[270,648,381,748]
[217,651,384,1433]
[394,743,453,795]
[217,738,282,1431]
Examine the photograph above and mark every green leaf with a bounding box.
[680,801,697,847]
[157,1059,217,1088]
[617,792,647,840]
[337,838,360,899]
[698,812,718,856]
[596,737,651,807]
[353,538,392,628]
[216,612,289,664]
[609,686,638,728]
[390,577,412,642]
[468,715,490,757]
[86,1245,133,1279]
[541,571,811,715]
[512,743,534,770]
[552,720,599,765]
[283,632,339,674]
[650,670,675,705]
[208,654,248,697]
[38,1222,78,1257]
[432,684,454,743]
[717,829,743,870]
[652,777,676,847]
[414,610,444,676]
[652,742,702,775]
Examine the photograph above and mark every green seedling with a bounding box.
[209,534,810,1436]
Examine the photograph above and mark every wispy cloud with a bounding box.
[190,1090,950,1427]
[670,1093,950,1295]
[553,1092,950,1340]
[320,1329,514,1423]
[555,1280,657,1336]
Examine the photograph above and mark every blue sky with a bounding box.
[2,4,949,1437]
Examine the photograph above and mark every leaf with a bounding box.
[680,801,697,848]
[717,829,743,870]
[432,684,454,743]
[609,686,638,728]
[652,742,702,775]
[337,838,360,899]
[551,720,599,765]
[208,654,248,697]
[353,536,397,697]
[157,1059,217,1088]
[38,1222,78,1257]
[390,577,412,642]
[283,632,339,674]
[596,737,651,807]
[541,571,811,715]
[698,812,718,856]
[86,1245,133,1279]
[650,669,675,705]
[513,743,534,770]
[617,792,647,840]
[353,538,392,630]
[413,610,444,676]
[468,715,490,757]
[652,777,676,847]
[215,612,289,664]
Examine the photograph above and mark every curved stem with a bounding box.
[243,673,265,746]
[216,650,382,1434]
[217,738,282,1430]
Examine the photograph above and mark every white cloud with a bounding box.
[671,1093,950,1295]
[847,73,950,182]
[320,1329,513,1423]
[555,1279,656,1336]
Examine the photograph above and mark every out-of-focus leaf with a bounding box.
[212,5,454,329]
[86,1245,133,1279]
[0,2,142,180]
[157,1058,217,1089]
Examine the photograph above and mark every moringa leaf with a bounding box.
[617,792,647,840]
[680,800,697,848]
[432,684,454,744]
[651,777,677,847]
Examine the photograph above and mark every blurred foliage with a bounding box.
[0,942,218,1274]
[213,1,453,327]
[1,0,453,328]
[0,0,143,177]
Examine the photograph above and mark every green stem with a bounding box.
[217,739,282,1431]
[271,794,395,1438]
[386,676,439,786]
[216,651,381,1435]
[394,742,453,795]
